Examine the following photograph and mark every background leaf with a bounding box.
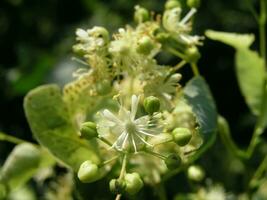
[205,30,255,49]
[23,84,101,171]
[235,49,265,115]
[0,143,41,189]
[183,76,217,151]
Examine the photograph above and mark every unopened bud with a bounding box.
[164,154,182,170]
[187,165,205,182]
[144,96,160,114]
[78,160,100,183]
[124,173,144,195]
[172,127,192,146]
[80,122,98,140]
[134,5,149,24]
[136,36,154,55]
[165,0,181,10]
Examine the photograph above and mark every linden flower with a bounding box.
[98,95,162,152]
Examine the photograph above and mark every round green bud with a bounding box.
[80,121,98,140]
[172,127,192,146]
[184,46,201,63]
[155,32,170,44]
[165,0,181,10]
[0,184,6,200]
[187,165,205,182]
[134,6,149,24]
[124,173,144,195]
[96,80,112,95]
[144,96,160,114]
[187,0,201,8]
[136,36,154,55]
[109,179,126,194]
[164,154,182,170]
[78,160,99,183]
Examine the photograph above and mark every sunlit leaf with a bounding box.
[205,30,254,49]
[24,84,101,171]
[235,49,265,115]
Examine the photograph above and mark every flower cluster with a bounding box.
[67,0,205,197]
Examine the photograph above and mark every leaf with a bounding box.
[235,49,265,115]
[0,143,41,189]
[205,30,255,49]
[184,76,217,149]
[24,84,101,171]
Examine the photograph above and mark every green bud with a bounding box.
[187,0,200,8]
[134,5,149,24]
[80,121,98,140]
[109,179,126,194]
[78,160,99,183]
[144,96,160,114]
[124,173,144,195]
[164,154,182,170]
[136,36,154,55]
[184,46,201,63]
[96,80,112,95]
[0,184,6,200]
[187,165,205,182]
[165,0,181,10]
[172,127,192,146]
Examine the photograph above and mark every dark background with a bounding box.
[0,0,264,198]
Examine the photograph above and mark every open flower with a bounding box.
[98,95,162,152]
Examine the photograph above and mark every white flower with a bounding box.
[98,95,162,152]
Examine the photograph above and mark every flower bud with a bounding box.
[164,154,182,170]
[187,165,205,182]
[109,179,126,194]
[78,160,99,183]
[187,0,201,8]
[165,0,181,10]
[80,122,98,140]
[96,80,112,95]
[172,127,192,146]
[184,46,201,63]
[136,36,154,55]
[124,173,144,195]
[144,96,160,114]
[134,5,149,24]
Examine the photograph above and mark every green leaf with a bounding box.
[183,76,217,150]
[24,84,101,171]
[0,143,41,189]
[205,30,255,49]
[235,49,265,115]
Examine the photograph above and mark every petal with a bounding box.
[102,109,123,125]
[130,95,140,120]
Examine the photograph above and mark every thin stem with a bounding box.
[249,155,267,188]
[190,63,200,76]
[166,47,187,60]
[144,150,167,160]
[115,154,128,200]
[99,156,119,167]
[97,136,113,147]
[0,132,30,144]
[153,139,173,147]
[171,60,187,72]
[246,125,263,158]
[259,0,266,66]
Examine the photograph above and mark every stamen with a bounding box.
[180,8,197,25]
[135,134,153,146]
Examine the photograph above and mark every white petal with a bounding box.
[135,133,153,146]
[102,109,123,124]
[130,95,140,120]
[131,134,137,153]
[113,131,127,150]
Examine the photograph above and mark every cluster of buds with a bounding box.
[68,0,205,198]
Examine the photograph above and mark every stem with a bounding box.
[153,139,173,147]
[246,125,263,158]
[259,0,266,66]
[99,156,119,167]
[190,63,200,76]
[144,150,167,160]
[171,60,187,72]
[166,47,187,60]
[0,132,30,144]
[249,155,267,188]
[115,154,128,200]
[97,136,113,147]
